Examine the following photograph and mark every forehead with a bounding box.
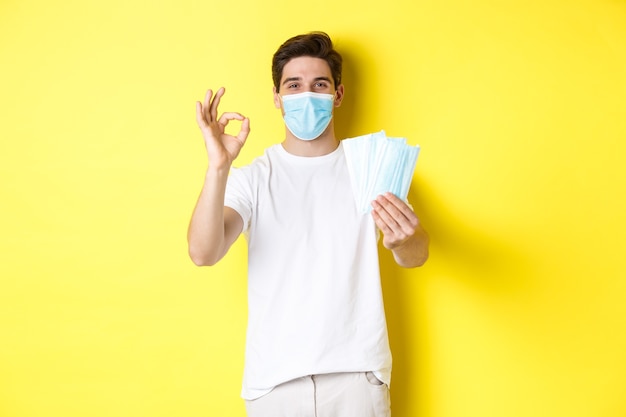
[281,56,332,81]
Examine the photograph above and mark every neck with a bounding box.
[281,124,339,157]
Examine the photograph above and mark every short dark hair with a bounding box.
[272,32,343,92]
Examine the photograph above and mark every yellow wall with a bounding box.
[1,0,625,416]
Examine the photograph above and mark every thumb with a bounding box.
[237,117,251,143]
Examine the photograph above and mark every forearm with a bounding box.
[391,223,430,268]
[187,166,231,266]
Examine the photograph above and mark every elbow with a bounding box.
[188,246,221,267]
[187,233,230,267]
[190,255,216,267]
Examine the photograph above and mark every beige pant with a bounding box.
[245,372,391,417]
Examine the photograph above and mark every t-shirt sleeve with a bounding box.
[224,166,253,234]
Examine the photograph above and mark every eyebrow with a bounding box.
[281,76,332,86]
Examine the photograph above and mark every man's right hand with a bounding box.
[196,87,250,169]
[188,87,248,266]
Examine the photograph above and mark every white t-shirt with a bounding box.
[224,142,392,400]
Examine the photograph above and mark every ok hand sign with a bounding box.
[196,87,251,169]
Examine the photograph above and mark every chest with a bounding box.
[252,157,360,235]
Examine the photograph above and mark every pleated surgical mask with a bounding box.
[343,131,420,213]
[280,92,335,140]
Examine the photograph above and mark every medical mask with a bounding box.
[343,131,420,213]
[280,92,335,140]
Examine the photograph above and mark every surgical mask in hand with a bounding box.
[343,131,420,213]
[281,92,334,140]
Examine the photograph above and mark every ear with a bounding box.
[334,84,345,107]
[273,86,282,109]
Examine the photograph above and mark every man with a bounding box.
[188,32,429,417]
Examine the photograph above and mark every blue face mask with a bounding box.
[343,131,420,213]
[280,92,335,140]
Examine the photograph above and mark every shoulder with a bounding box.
[228,145,281,183]
[236,145,282,169]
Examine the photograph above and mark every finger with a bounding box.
[203,89,213,121]
[375,196,416,231]
[195,101,207,128]
[217,112,245,126]
[371,199,399,232]
[217,113,251,145]
[237,117,251,143]
[377,193,418,226]
[370,206,388,231]
[209,87,225,123]
[380,192,414,217]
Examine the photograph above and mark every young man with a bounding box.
[188,32,429,417]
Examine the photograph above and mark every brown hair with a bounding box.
[272,32,343,92]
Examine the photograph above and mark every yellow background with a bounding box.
[1,0,625,416]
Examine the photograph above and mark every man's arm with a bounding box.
[187,87,250,266]
[371,192,430,268]
[187,167,243,266]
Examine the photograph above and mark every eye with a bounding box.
[287,82,300,89]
